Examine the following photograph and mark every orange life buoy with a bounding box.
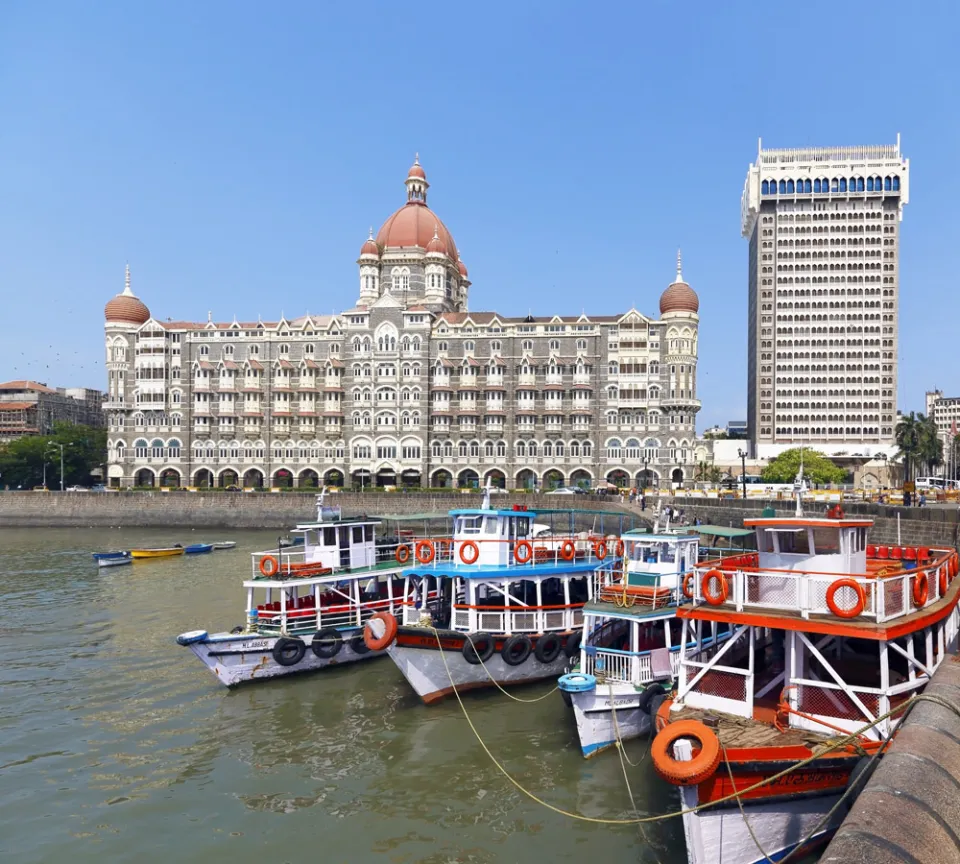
[514,540,533,565]
[826,578,866,619]
[939,566,948,597]
[363,611,398,651]
[701,569,728,606]
[913,571,929,608]
[561,540,576,561]
[594,541,607,561]
[615,539,625,558]
[259,555,279,578]
[395,545,411,565]
[682,572,695,599]
[460,541,480,565]
[651,720,721,786]
[415,540,435,565]
[951,553,958,579]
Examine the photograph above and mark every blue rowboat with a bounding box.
[98,556,132,568]
[92,551,130,561]
[184,543,214,555]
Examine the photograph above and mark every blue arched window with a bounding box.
[857,177,864,192]
[804,179,812,193]
[831,178,839,192]
[786,179,794,194]
[839,178,847,192]
[814,179,822,193]
[779,180,786,194]
[762,180,769,195]
[893,176,900,191]
[866,177,874,191]
[884,176,892,191]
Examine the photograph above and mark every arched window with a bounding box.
[432,441,442,458]
[625,438,641,459]
[458,441,468,457]
[582,441,592,457]
[786,180,794,194]
[570,440,580,457]
[167,438,181,458]
[762,180,769,195]
[814,179,821,193]
[115,441,126,458]
[443,441,453,457]
[516,441,526,457]
[469,440,480,458]
[496,441,506,457]
[606,438,622,458]
[892,176,900,191]
[542,441,553,457]
[555,441,564,457]
[839,178,847,192]
[134,438,149,458]
[528,441,538,457]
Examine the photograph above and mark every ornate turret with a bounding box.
[105,264,150,325]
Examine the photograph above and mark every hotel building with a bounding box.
[741,139,909,456]
[103,158,701,490]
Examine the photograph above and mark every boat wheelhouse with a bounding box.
[559,531,729,757]
[651,497,960,864]
[364,497,637,704]
[176,493,438,687]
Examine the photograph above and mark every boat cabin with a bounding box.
[746,514,871,575]
[621,531,700,592]
[290,517,380,571]
[451,507,536,567]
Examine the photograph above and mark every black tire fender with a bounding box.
[462,632,495,665]
[272,636,306,667]
[501,634,533,666]
[564,631,583,659]
[534,632,563,664]
[349,633,371,655]
[637,682,668,715]
[311,628,343,659]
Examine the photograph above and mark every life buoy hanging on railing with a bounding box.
[825,578,866,619]
[701,569,728,606]
[913,571,929,608]
[682,572,695,599]
[415,540,435,565]
[459,541,480,565]
[615,539,625,558]
[395,545,411,565]
[594,541,607,561]
[514,540,533,565]
[560,540,576,562]
[259,555,279,578]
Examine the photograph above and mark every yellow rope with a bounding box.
[432,625,957,826]
[722,742,776,864]
[471,635,559,703]
[609,681,646,769]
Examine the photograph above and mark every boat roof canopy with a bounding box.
[692,525,755,539]
[744,517,873,529]
[451,508,538,518]
[622,529,699,541]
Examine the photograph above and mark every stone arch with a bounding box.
[158,467,181,488]
[323,468,345,487]
[570,468,593,489]
[483,469,506,489]
[542,468,564,490]
[606,469,629,488]
[431,469,452,489]
[272,467,294,489]
[243,468,264,488]
[637,468,660,489]
[671,468,684,485]
[217,467,239,488]
[298,468,319,488]
[515,468,537,490]
[134,467,156,488]
[457,468,479,489]
[192,467,214,488]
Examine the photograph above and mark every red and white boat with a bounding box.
[650,484,960,864]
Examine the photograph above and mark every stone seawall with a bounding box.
[0,491,633,529]
[671,496,960,550]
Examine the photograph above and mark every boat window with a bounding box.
[759,529,775,554]
[457,516,482,535]
[776,529,810,555]
[811,527,839,555]
[364,524,374,542]
[482,517,499,535]
[353,526,363,544]
[323,527,336,546]
[659,543,676,564]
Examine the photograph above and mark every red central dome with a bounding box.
[375,158,458,257]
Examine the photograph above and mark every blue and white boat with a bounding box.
[364,486,632,704]
[184,543,214,555]
[92,550,130,561]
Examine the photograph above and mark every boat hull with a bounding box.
[98,557,132,568]
[566,684,652,757]
[677,782,841,864]
[131,548,184,559]
[183,630,382,686]
[387,627,571,703]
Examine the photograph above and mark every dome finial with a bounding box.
[123,263,133,296]
[676,248,683,283]
[368,226,374,240]
[414,152,420,165]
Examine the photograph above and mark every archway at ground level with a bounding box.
[671,468,684,486]
[542,469,564,490]
[637,469,659,489]
[218,469,239,488]
[193,468,213,489]
[570,469,593,490]
[135,467,156,488]
[457,469,479,489]
[299,468,319,489]
[159,468,181,488]
[273,469,293,489]
[431,469,452,489]
[483,469,506,489]
[606,469,629,488]
[375,467,397,488]
[351,469,372,491]
[323,469,344,487]
[515,469,537,490]
[400,469,421,489]
[243,468,264,488]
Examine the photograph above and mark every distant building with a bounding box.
[927,390,960,475]
[102,157,703,490]
[726,420,748,438]
[742,138,909,456]
[0,380,104,441]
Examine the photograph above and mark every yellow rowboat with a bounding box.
[130,546,184,559]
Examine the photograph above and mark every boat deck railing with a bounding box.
[688,548,957,624]
[581,646,681,684]
[399,600,584,634]
[394,535,619,570]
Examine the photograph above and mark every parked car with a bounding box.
[65,485,88,492]
[545,488,576,495]
[31,486,49,492]
[224,485,242,492]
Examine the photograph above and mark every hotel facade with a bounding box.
[103,158,701,490]
[742,139,909,457]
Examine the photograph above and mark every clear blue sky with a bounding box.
[2,1,958,428]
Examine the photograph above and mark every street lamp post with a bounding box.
[47,441,73,492]
[642,458,649,493]
[737,448,748,500]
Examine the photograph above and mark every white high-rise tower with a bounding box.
[741,138,909,454]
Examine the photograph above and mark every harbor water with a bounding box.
[0,528,687,864]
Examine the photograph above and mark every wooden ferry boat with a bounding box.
[177,493,439,686]
[363,488,634,703]
[650,485,960,864]
[559,529,719,757]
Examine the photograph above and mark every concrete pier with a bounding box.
[821,658,960,864]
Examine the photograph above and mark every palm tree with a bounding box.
[897,412,945,481]
[895,412,920,483]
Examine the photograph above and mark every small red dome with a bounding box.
[105,293,150,325]
[359,237,380,257]
[458,259,468,278]
[426,231,446,255]
[659,280,699,315]
[407,162,426,180]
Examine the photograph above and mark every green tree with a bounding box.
[694,461,723,484]
[896,412,943,481]
[761,448,847,485]
[0,422,107,489]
